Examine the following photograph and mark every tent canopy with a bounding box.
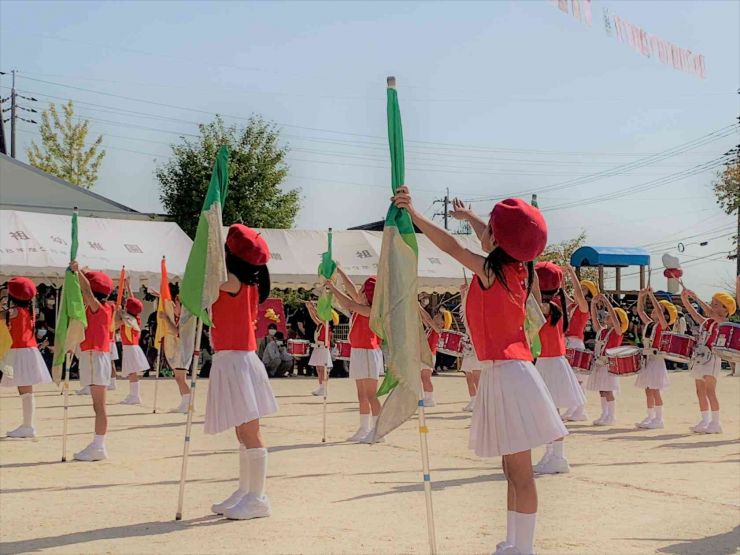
[570,246,651,268]
[0,210,193,289]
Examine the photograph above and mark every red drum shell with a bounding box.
[438,330,465,358]
[336,340,352,361]
[607,346,643,376]
[713,322,740,362]
[287,339,310,357]
[566,347,594,375]
[658,332,696,363]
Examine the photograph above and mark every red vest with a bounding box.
[567,306,589,340]
[596,328,623,356]
[427,329,440,356]
[539,311,566,358]
[211,284,258,352]
[700,319,719,348]
[349,313,380,349]
[80,303,113,352]
[10,308,36,349]
[650,323,664,349]
[121,315,142,346]
[316,323,332,345]
[465,264,532,361]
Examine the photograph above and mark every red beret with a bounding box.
[8,277,36,301]
[226,224,270,266]
[85,271,114,296]
[362,276,377,305]
[125,297,144,316]
[490,198,547,262]
[535,261,563,292]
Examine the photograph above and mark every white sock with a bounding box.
[92,434,106,449]
[700,411,711,424]
[607,401,616,419]
[181,393,191,406]
[514,512,537,555]
[238,445,250,494]
[654,406,663,420]
[600,397,607,417]
[552,440,565,458]
[506,510,516,546]
[360,413,371,432]
[371,415,378,429]
[246,447,268,498]
[130,381,140,396]
[21,393,34,428]
[110,376,117,386]
[544,443,553,457]
[572,404,585,417]
[647,407,656,420]
[470,394,476,402]
[711,410,720,423]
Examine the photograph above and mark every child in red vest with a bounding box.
[305,300,334,397]
[459,282,482,412]
[1,277,51,438]
[118,296,150,405]
[206,224,278,521]
[394,187,565,555]
[71,264,114,461]
[419,305,444,407]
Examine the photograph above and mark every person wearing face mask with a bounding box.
[258,324,278,361]
[36,321,54,370]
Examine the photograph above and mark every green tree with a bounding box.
[27,100,105,189]
[157,116,300,237]
[539,231,598,288]
[712,161,739,273]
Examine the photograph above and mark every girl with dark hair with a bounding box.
[117,294,150,405]
[205,224,278,521]
[1,277,51,438]
[394,187,565,555]
[304,300,335,397]
[532,262,586,475]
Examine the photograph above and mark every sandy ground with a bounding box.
[0,369,738,555]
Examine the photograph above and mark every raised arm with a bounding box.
[393,187,489,285]
[636,289,652,325]
[449,198,488,243]
[567,266,588,314]
[600,295,623,336]
[418,304,443,333]
[680,288,706,326]
[326,280,371,317]
[304,301,322,326]
[335,267,363,305]
[72,262,101,312]
[648,290,668,329]
[591,294,605,333]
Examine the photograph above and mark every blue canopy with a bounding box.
[570,246,651,268]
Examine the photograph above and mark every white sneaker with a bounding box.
[691,421,710,433]
[704,421,722,434]
[533,451,551,473]
[359,430,385,444]
[348,428,369,442]
[635,417,652,429]
[601,416,616,426]
[592,415,606,426]
[121,395,142,405]
[74,444,108,461]
[76,386,91,395]
[566,412,588,422]
[493,545,521,555]
[536,455,570,474]
[6,425,35,438]
[224,493,272,520]
[312,386,326,397]
[211,489,247,515]
[107,380,117,391]
[423,397,436,408]
[463,399,475,412]
[169,400,190,414]
[644,418,664,429]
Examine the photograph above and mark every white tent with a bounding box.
[0,210,193,289]
[250,228,483,293]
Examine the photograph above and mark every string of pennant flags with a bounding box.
[553,0,707,79]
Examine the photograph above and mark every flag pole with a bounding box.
[322,227,333,443]
[61,352,72,462]
[175,317,203,521]
[418,387,438,555]
[152,337,163,414]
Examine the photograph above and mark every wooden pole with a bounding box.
[418,387,438,555]
[152,338,163,414]
[597,266,604,293]
[61,353,72,462]
[615,268,622,299]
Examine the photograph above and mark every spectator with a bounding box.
[258,323,278,360]
[262,332,294,378]
[35,320,54,371]
[289,320,310,376]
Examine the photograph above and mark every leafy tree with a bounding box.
[712,161,739,273]
[27,100,105,189]
[539,231,598,289]
[158,116,300,237]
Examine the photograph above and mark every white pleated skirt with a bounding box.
[690,354,722,380]
[308,345,333,368]
[349,347,383,380]
[535,356,587,409]
[204,350,278,435]
[121,345,150,377]
[78,350,112,387]
[110,341,120,362]
[585,361,619,392]
[461,352,483,373]
[635,355,669,390]
[565,337,586,350]
[0,348,52,387]
[469,360,568,458]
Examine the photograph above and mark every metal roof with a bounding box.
[570,246,651,268]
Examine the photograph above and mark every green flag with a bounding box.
[316,229,336,322]
[52,211,87,385]
[369,77,433,441]
[180,146,229,327]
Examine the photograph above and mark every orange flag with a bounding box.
[154,256,171,350]
[115,266,126,307]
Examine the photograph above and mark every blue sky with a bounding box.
[1,0,738,296]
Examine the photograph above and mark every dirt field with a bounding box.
[1,370,738,554]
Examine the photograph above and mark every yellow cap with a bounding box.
[580,280,599,298]
[442,309,453,330]
[331,309,340,326]
[658,300,678,326]
[712,292,737,316]
[614,307,629,333]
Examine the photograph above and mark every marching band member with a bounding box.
[681,287,736,433]
[561,266,596,422]
[71,265,114,461]
[117,294,150,405]
[635,289,674,429]
[1,277,51,438]
[206,224,278,520]
[395,188,564,555]
[108,327,119,391]
[305,300,335,397]
[585,294,627,425]
[532,262,585,475]
[419,305,444,408]
[459,282,482,412]
[161,284,196,414]
[326,268,383,443]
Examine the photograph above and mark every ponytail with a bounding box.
[544,288,569,333]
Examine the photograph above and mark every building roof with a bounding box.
[0,153,161,220]
[570,246,651,268]
[348,219,422,233]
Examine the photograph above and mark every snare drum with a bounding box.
[566,347,595,375]
[658,332,696,363]
[607,346,644,377]
[713,322,740,363]
[335,340,352,361]
[287,339,310,357]
[437,330,465,357]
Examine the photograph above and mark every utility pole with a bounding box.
[433,188,450,230]
[1,71,38,159]
[10,69,16,158]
